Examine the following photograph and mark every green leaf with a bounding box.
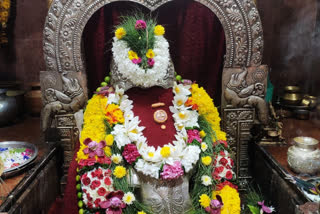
[248,205,260,214]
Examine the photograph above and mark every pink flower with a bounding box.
[122,144,141,164]
[160,161,184,180]
[83,138,107,158]
[258,201,275,213]
[204,195,223,214]
[147,58,155,67]
[132,57,142,64]
[187,129,202,144]
[99,191,126,214]
[135,20,146,30]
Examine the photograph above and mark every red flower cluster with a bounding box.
[216,181,238,191]
[122,144,141,164]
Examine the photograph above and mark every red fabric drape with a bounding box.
[83,0,225,105]
[63,1,226,213]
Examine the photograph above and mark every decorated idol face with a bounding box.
[111,17,174,91]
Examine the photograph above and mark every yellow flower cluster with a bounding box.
[105,103,124,125]
[77,95,111,162]
[137,211,146,214]
[190,84,226,141]
[0,0,10,23]
[146,49,155,58]
[213,185,241,214]
[202,156,212,166]
[160,146,171,158]
[115,27,126,39]
[154,25,165,36]
[113,166,127,178]
[199,194,211,208]
[128,50,139,60]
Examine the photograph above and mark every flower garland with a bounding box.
[0,0,15,46]
[112,35,170,88]
[110,83,201,179]
[112,16,170,88]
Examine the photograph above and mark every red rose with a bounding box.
[219,157,228,166]
[87,202,93,208]
[82,177,91,186]
[226,165,231,169]
[219,140,228,148]
[122,144,141,164]
[104,177,112,186]
[97,156,111,165]
[216,181,238,191]
[87,157,96,166]
[90,184,95,190]
[230,158,234,166]
[98,187,107,196]
[214,166,224,175]
[92,180,101,188]
[94,168,103,179]
[219,150,225,156]
[226,170,233,180]
[105,169,112,176]
[94,198,101,207]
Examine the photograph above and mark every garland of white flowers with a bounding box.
[112,35,170,88]
[109,83,202,179]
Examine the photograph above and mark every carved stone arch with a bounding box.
[43,0,264,76]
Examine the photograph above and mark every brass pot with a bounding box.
[287,137,320,174]
[282,93,302,105]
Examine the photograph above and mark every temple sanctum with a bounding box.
[0,0,320,213]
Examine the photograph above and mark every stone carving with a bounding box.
[222,108,255,189]
[41,72,86,131]
[138,173,192,214]
[223,66,268,124]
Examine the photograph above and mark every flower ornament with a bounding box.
[201,175,212,186]
[204,195,223,214]
[187,129,202,144]
[122,144,141,164]
[147,58,155,67]
[113,166,127,178]
[99,191,126,213]
[199,194,211,208]
[160,161,184,180]
[146,49,155,58]
[258,201,275,213]
[154,25,165,36]
[123,192,136,205]
[115,27,126,39]
[83,138,107,158]
[135,20,146,29]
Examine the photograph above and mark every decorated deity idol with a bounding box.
[75,15,240,214]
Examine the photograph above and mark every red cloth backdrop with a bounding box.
[83,0,226,105]
[63,1,226,213]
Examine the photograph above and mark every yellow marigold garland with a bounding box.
[190,83,226,141]
[213,185,241,214]
[77,95,111,162]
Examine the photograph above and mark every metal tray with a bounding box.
[0,141,38,177]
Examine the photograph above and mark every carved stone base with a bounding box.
[222,107,255,189]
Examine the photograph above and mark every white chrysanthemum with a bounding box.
[173,82,191,96]
[123,192,135,205]
[107,86,125,105]
[173,94,188,108]
[201,175,212,186]
[201,143,208,152]
[112,116,145,149]
[135,159,161,179]
[181,145,201,172]
[170,106,199,128]
[111,154,122,164]
[112,36,170,88]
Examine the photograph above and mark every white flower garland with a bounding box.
[112,35,170,88]
[110,83,201,179]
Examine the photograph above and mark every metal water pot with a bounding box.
[287,137,320,175]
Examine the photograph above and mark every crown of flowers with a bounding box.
[114,15,165,69]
